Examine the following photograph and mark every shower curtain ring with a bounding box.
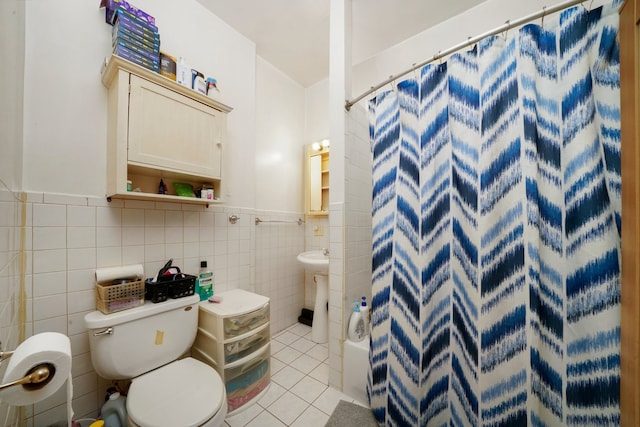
[541,6,546,27]
[388,76,397,92]
[503,20,510,41]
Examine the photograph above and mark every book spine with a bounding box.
[113,39,160,63]
[115,12,158,40]
[113,45,160,72]
[114,7,158,33]
[113,27,160,50]
[114,19,159,45]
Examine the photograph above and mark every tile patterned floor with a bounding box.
[224,323,364,427]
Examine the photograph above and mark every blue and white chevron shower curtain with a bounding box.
[367,3,621,426]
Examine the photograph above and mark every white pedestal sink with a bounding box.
[297,250,329,344]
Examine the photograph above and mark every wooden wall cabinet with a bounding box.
[102,55,232,205]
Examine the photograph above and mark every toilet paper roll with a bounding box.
[95,264,144,283]
[0,332,71,406]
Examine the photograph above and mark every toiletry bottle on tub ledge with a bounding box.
[348,302,365,342]
[360,296,370,336]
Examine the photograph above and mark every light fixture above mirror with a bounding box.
[311,139,330,152]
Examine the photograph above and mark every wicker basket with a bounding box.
[95,280,145,314]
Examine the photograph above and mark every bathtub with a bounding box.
[343,337,369,404]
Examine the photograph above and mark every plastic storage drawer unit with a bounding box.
[192,289,271,414]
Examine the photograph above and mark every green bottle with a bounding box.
[198,261,213,301]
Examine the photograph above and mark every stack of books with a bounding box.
[112,6,160,72]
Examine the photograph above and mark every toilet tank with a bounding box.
[84,295,200,379]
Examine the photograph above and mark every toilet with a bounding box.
[84,294,227,427]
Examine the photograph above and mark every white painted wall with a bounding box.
[351,0,608,101]
[0,0,24,192]
[255,57,305,212]
[305,78,330,143]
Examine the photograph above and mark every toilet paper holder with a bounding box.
[0,349,54,392]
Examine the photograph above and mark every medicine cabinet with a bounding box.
[305,143,329,216]
[102,55,232,205]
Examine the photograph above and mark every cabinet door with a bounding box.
[127,75,223,179]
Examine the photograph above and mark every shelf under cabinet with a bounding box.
[106,190,222,206]
[107,163,222,206]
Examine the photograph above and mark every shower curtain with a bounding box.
[367,2,621,426]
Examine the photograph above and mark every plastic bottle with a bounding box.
[100,392,127,427]
[192,70,206,94]
[198,261,213,301]
[158,179,167,194]
[206,77,220,100]
[360,296,370,336]
[176,57,192,88]
[347,302,365,342]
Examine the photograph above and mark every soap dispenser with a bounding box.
[348,302,365,342]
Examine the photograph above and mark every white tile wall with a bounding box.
[0,193,306,425]
[344,105,373,312]
[0,190,23,426]
[254,211,305,334]
[326,105,372,391]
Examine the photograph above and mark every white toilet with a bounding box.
[84,294,228,427]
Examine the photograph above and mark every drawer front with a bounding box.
[223,303,269,339]
[225,345,270,412]
[225,324,270,363]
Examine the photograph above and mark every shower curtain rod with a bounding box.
[345,0,587,111]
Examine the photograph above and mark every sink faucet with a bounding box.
[322,248,329,256]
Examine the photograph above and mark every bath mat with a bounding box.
[325,400,378,427]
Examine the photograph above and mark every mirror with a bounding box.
[305,142,329,216]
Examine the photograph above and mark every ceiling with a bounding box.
[195,0,487,87]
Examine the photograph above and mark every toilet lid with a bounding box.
[127,357,225,427]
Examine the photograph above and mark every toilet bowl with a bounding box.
[85,295,227,427]
[127,358,227,427]
[343,337,370,404]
